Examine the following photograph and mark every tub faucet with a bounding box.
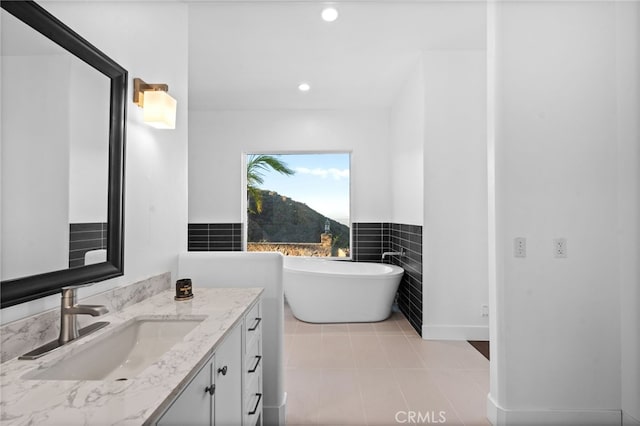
[59,284,109,345]
[382,251,405,261]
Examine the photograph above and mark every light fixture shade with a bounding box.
[142,90,177,129]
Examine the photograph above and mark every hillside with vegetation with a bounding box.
[248,189,350,250]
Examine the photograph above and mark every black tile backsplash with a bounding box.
[388,223,423,336]
[188,223,243,251]
[69,222,107,268]
[352,222,423,336]
[351,222,387,262]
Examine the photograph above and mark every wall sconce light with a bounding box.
[133,78,177,129]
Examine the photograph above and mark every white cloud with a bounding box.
[295,167,349,180]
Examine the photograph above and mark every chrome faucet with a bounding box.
[382,251,405,261]
[59,285,109,345]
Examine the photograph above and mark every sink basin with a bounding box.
[25,317,205,381]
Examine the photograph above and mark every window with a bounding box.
[246,153,350,257]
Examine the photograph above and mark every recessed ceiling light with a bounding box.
[321,7,339,22]
[298,82,311,92]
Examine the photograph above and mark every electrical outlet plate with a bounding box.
[481,305,489,318]
[554,238,567,258]
[514,237,526,258]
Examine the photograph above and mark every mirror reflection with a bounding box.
[1,8,110,281]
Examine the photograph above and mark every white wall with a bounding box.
[421,50,489,340]
[1,55,70,280]
[1,2,189,324]
[389,61,424,226]
[616,3,640,424]
[189,109,391,224]
[489,1,637,423]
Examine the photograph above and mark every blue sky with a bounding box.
[249,153,350,225]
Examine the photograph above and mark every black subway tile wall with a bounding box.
[188,223,243,251]
[352,222,423,336]
[351,222,387,262]
[388,223,423,336]
[69,223,107,268]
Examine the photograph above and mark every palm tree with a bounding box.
[247,154,295,213]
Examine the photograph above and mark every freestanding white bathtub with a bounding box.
[283,257,404,323]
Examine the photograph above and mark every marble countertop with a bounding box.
[0,287,263,425]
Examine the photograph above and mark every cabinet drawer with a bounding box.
[245,330,262,369]
[244,300,262,426]
[245,356,261,394]
[245,352,262,379]
[245,302,262,340]
[244,385,263,426]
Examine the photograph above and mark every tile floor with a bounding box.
[284,303,490,426]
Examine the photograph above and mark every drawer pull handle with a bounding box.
[248,393,262,415]
[218,365,228,376]
[204,384,215,395]
[248,317,262,331]
[248,355,262,373]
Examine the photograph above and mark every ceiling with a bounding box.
[187,2,486,110]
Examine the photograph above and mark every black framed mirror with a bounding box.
[1,1,126,308]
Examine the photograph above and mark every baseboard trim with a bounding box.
[487,394,622,425]
[623,411,640,426]
[422,324,489,340]
[263,391,287,426]
[487,394,499,425]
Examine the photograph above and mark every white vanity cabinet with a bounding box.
[156,300,262,426]
[156,352,216,426]
[243,302,263,426]
[214,322,243,425]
